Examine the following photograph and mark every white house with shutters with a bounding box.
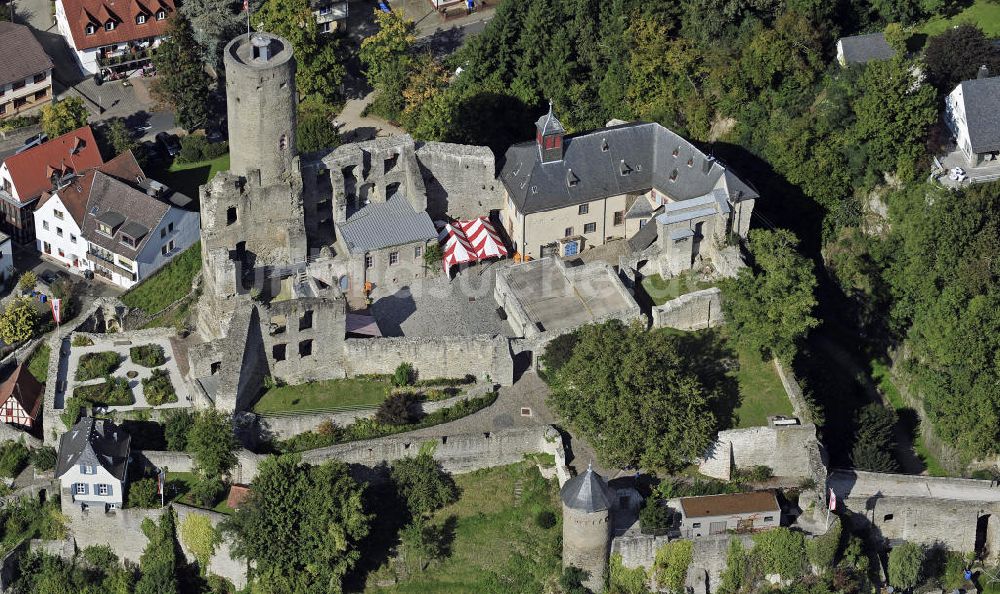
[56,417,131,512]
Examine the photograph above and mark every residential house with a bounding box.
[0,231,12,283]
[944,71,1000,168]
[835,32,896,67]
[33,150,200,288]
[678,491,781,537]
[56,417,130,512]
[0,362,44,430]
[0,22,55,120]
[0,125,103,244]
[499,107,756,272]
[55,0,175,76]
[311,0,348,33]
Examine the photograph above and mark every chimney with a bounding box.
[978,65,990,79]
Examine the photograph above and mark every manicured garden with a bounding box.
[142,369,177,406]
[75,351,122,381]
[121,242,202,314]
[130,344,166,367]
[253,378,392,414]
[73,377,134,406]
[641,272,715,306]
[366,462,562,593]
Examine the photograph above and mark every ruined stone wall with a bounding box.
[415,141,500,219]
[651,287,724,331]
[139,450,195,473]
[612,532,754,594]
[258,296,347,386]
[699,424,825,481]
[343,334,514,386]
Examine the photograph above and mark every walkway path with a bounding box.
[336,91,405,143]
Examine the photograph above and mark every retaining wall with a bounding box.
[344,335,514,386]
[651,287,724,331]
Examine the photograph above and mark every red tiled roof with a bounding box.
[36,149,145,226]
[61,0,175,51]
[0,363,44,422]
[2,125,102,204]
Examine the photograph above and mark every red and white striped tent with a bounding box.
[437,217,508,275]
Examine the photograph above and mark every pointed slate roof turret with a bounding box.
[560,463,611,513]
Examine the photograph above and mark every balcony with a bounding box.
[87,248,114,265]
[97,45,156,69]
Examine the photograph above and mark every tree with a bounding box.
[851,403,899,472]
[151,13,212,132]
[103,118,138,158]
[806,517,842,571]
[359,9,415,88]
[717,537,750,594]
[179,513,221,575]
[393,362,415,387]
[399,518,450,572]
[164,410,194,451]
[135,513,179,594]
[255,0,345,103]
[653,540,693,593]
[390,452,459,519]
[128,478,159,508]
[296,100,340,153]
[751,527,808,580]
[222,455,370,592]
[29,446,56,472]
[179,0,257,66]
[888,541,924,589]
[547,320,723,470]
[883,23,909,54]
[375,392,417,426]
[923,24,1000,93]
[186,410,237,480]
[721,229,818,362]
[0,297,40,344]
[560,566,591,594]
[40,97,89,138]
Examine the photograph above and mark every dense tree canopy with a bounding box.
[40,98,89,138]
[545,320,727,470]
[151,14,212,132]
[390,452,459,520]
[923,24,1000,94]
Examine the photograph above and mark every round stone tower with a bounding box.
[561,464,613,592]
[223,32,297,187]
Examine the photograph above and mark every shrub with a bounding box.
[806,517,841,571]
[735,465,773,483]
[142,369,177,406]
[75,351,121,381]
[61,395,86,429]
[752,527,808,580]
[17,271,37,292]
[130,344,166,367]
[29,446,57,472]
[0,441,29,478]
[72,335,94,347]
[73,376,134,406]
[202,140,229,160]
[164,409,194,450]
[177,134,208,163]
[393,362,415,387]
[639,497,673,534]
[413,375,475,388]
[535,510,557,529]
[128,477,159,508]
[189,477,225,507]
[376,392,418,426]
[423,242,443,267]
[653,539,693,592]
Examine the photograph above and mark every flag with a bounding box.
[157,468,165,495]
[50,298,61,325]
[243,0,248,11]
[828,488,837,511]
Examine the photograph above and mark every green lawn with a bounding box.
[641,273,715,306]
[150,154,230,201]
[27,343,50,383]
[121,242,202,314]
[165,472,234,515]
[366,462,562,593]
[732,347,793,428]
[919,0,1000,36]
[253,378,392,414]
[871,360,948,477]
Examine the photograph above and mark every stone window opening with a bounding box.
[520,407,531,417]
[298,339,313,358]
[210,361,221,375]
[883,514,894,522]
[613,211,624,226]
[299,310,313,331]
[226,206,237,226]
[279,135,288,151]
[389,251,399,265]
[764,516,774,521]
[384,153,399,173]
[273,344,287,361]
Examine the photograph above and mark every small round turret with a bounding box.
[561,464,613,591]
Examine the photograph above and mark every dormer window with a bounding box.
[136,14,146,24]
[85,23,96,35]
[669,169,678,182]
[105,20,115,31]
[601,138,609,152]
[156,9,166,20]
[98,223,113,235]
[121,233,139,248]
[672,147,680,158]
[687,157,694,168]
[619,160,632,176]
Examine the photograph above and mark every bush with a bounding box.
[639,497,673,535]
[413,375,476,388]
[189,477,225,508]
[0,441,29,478]
[393,362,415,387]
[71,335,94,347]
[376,392,417,426]
[130,344,166,367]
[142,368,177,406]
[535,510,557,529]
[128,477,160,508]
[75,351,121,381]
[73,376,134,406]
[423,242,443,268]
[17,271,37,292]
[752,527,808,580]
[177,134,208,163]
[735,465,773,483]
[202,140,229,160]
[164,409,194,450]
[29,446,57,472]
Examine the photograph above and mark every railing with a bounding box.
[88,249,114,265]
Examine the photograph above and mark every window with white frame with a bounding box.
[53,209,64,220]
[389,251,399,265]
[105,20,115,31]
[75,483,86,494]
[98,484,109,496]
[136,14,146,24]
[42,220,49,230]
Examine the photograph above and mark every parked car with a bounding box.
[156,132,181,157]
[15,133,48,154]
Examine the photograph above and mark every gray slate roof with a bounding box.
[560,466,611,513]
[56,417,131,481]
[0,22,53,86]
[958,76,1000,153]
[500,121,757,215]
[339,195,436,254]
[837,32,895,65]
[83,171,169,260]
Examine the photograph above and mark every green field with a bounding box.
[253,378,392,414]
[732,347,793,428]
[122,242,202,314]
[919,0,1000,36]
[366,463,562,593]
[27,343,50,383]
[151,154,230,201]
[641,273,715,306]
